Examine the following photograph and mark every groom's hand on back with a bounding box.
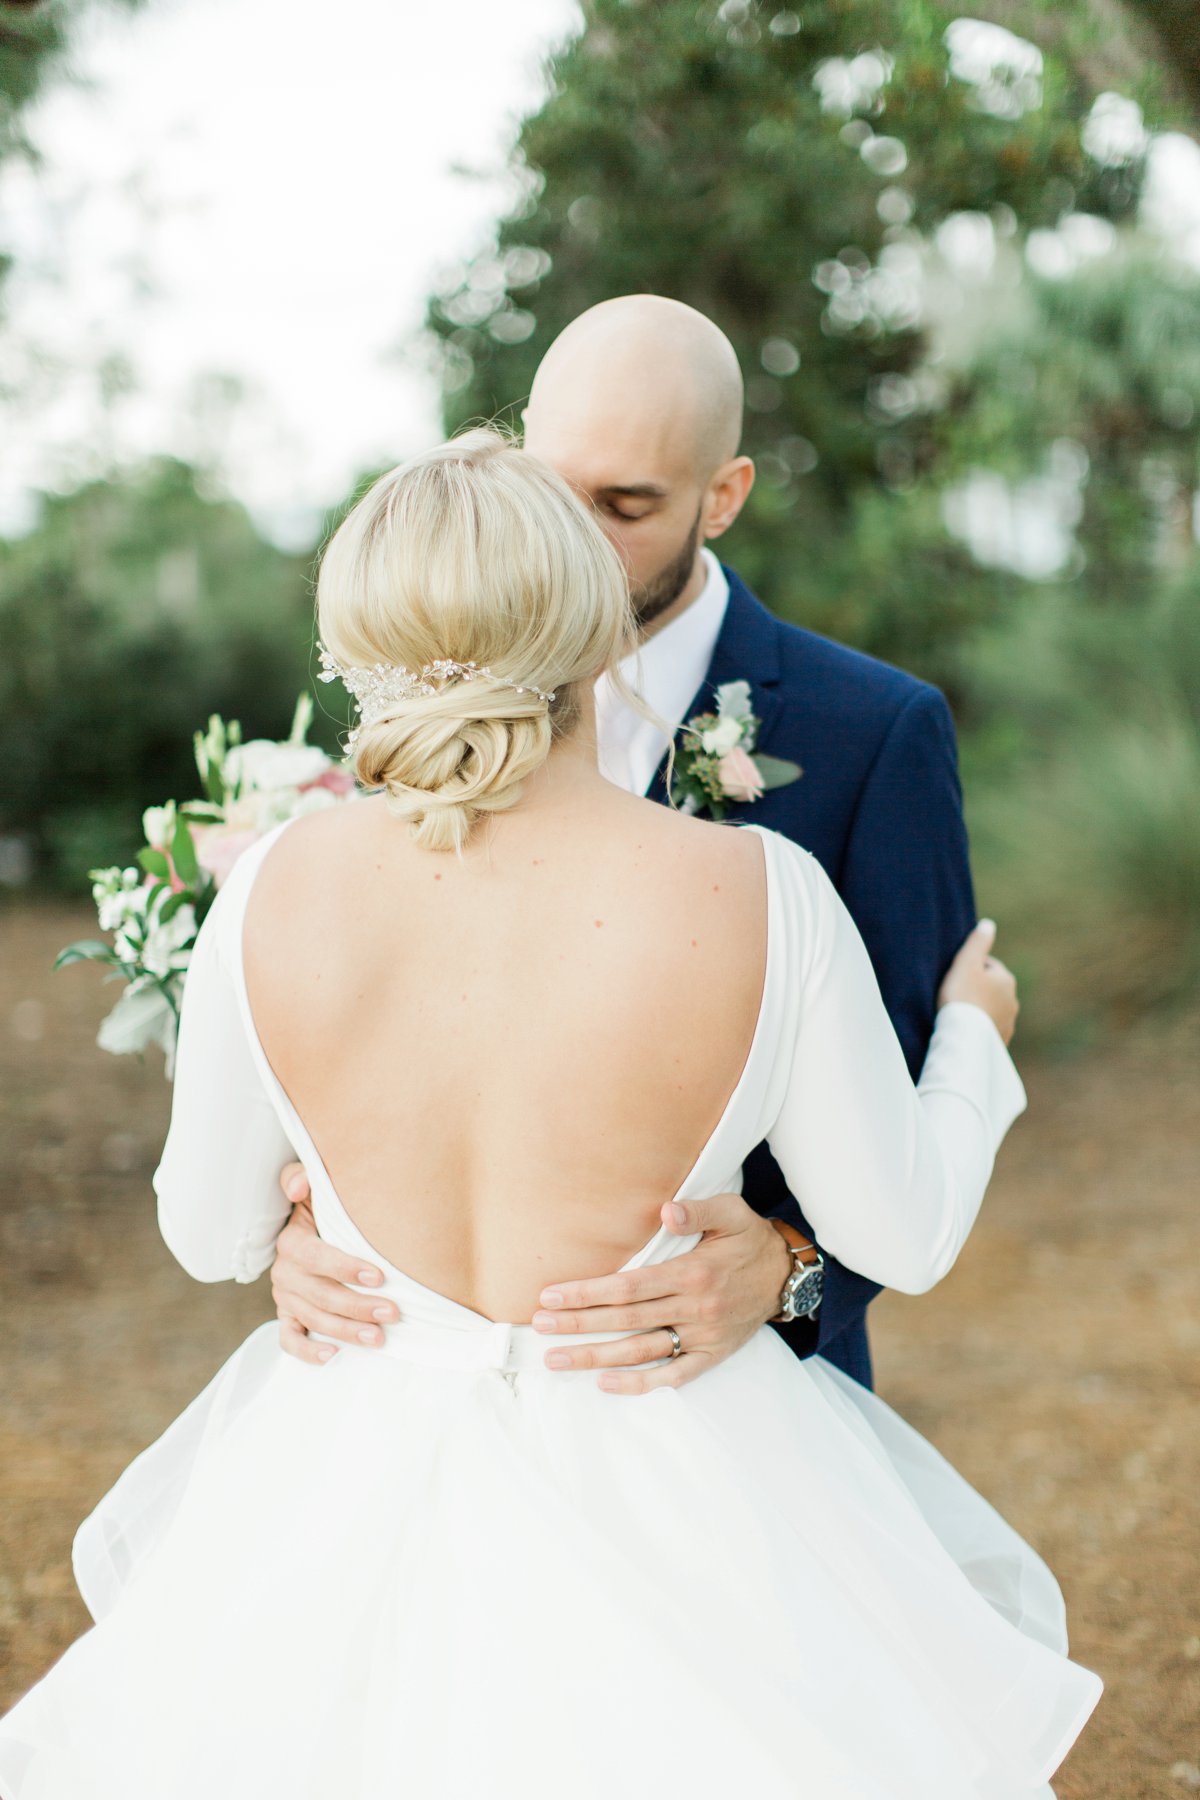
[271,1162,398,1365]
[271,1165,789,1389]
[531,1195,792,1393]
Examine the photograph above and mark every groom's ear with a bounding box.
[703,457,755,541]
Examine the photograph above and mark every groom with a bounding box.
[267,295,977,1391]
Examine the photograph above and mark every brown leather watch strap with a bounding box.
[769,1219,821,1265]
[767,1220,822,1325]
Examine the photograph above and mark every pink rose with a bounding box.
[717,746,764,804]
[191,823,263,888]
[302,765,356,796]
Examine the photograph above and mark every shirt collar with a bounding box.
[618,548,730,731]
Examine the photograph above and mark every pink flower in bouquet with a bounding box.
[717,746,764,803]
[302,765,356,796]
[191,823,262,889]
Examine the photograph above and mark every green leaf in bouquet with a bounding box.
[157,888,195,926]
[194,715,232,806]
[54,940,119,971]
[138,847,171,879]
[199,748,226,807]
[171,817,199,885]
[752,754,803,792]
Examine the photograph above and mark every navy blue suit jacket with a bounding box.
[648,567,977,1388]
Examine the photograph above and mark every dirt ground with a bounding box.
[1,898,1198,1795]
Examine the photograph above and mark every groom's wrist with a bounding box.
[767,1221,825,1324]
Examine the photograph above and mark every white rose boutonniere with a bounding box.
[672,680,802,820]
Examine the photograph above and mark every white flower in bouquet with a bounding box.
[141,899,197,977]
[92,867,144,934]
[96,979,181,1072]
[224,739,334,796]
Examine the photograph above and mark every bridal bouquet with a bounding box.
[57,694,355,1075]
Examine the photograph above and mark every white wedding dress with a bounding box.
[0,822,1100,1799]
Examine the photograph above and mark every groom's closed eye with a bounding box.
[596,482,667,522]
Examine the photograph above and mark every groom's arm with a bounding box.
[769,683,977,1359]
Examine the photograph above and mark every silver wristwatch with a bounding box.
[774,1238,825,1324]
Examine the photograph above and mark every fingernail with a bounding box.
[358,1269,382,1286]
[540,1288,563,1307]
[357,1327,379,1344]
[667,1202,686,1229]
[978,918,996,933]
[286,1176,306,1200]
[371,1305,393,1322]
[316,1346,336,1363]
[532,1312,558,1333]
[545,1350,570,1370]
[598,1374,621,1392]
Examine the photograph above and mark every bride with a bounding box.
[0,429,1099,1798]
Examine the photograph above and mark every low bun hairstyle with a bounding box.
[317,428,633,852]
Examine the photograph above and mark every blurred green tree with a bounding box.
[939,249,1200,1027]
[0,459,317,884]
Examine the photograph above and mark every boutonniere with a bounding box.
[672,680,802,819]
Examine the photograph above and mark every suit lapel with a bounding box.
[645,566,784,807]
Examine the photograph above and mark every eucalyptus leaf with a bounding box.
[138,848,170,879]
[753,755,803,792]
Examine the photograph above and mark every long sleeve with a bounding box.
[153,885,296,1285]
[766,839,1025,1297]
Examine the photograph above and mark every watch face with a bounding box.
[789,1266,824,1317]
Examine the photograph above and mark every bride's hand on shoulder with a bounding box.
[270,1162,398,1365]
[937,919,1019,1045]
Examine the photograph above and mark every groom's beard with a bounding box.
[630,507,703,630]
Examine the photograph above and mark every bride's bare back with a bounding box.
[244,778,766,1321]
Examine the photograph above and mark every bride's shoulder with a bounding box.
[241,797,393,923]
[262,795,389,866]
[633,804,769,912]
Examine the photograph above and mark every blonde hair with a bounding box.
[316,428,634,852]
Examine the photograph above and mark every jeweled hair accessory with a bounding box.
[317,644,557,748]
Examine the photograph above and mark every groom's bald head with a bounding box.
[526,295,744,480]
[524,296,753,631]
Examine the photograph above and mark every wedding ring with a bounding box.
[665,1326,683,1359]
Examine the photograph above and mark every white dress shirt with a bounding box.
[594,548,730,797]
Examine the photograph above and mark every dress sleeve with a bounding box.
[153,883,296,1285]
[765,840,1027,1295]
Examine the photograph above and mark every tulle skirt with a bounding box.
[0,1318,1100,1799]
